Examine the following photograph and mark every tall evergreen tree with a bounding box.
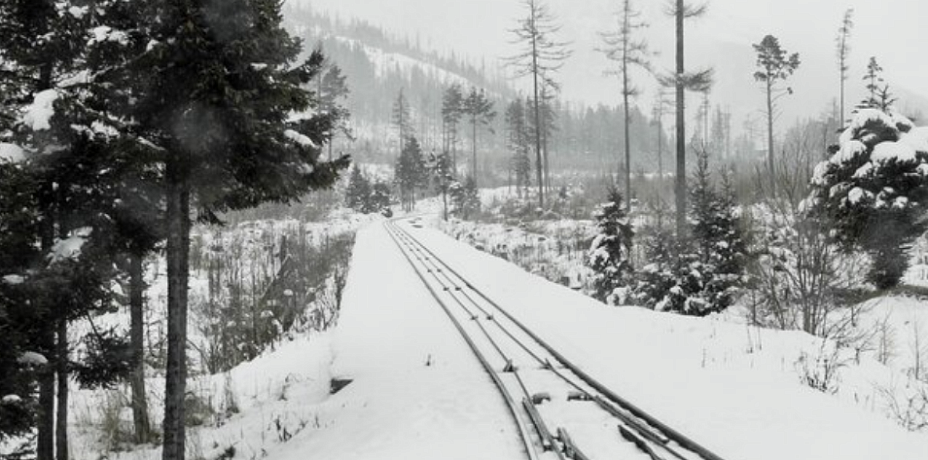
[461,87,495,187]
[392,89,413,154]
[118,2,350,459]
[505,99,532,197]
[319,64,352,160]
[599,0,652,212]
[836,8,854,125]
[441,84,464,174]
[431,151,455,220]
[663,0,713,238]
[506,0,572,208]
[395,136,426,211]
[345,165,372,212]
[753,34,800,196]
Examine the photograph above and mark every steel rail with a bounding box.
[392,219,729,460]
[384,221,541,460]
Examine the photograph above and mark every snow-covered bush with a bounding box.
[587,187,634,305]
[807,108,928,289]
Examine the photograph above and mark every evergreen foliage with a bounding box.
[451,176,480,219]
[505,99,533,197]
[395,136,426,211]
[587,187,634,305]
[345,165,391,214]
[633,153,747,315]
[441,84,464,173]
[808,107,928,289]
[462,87,496,186]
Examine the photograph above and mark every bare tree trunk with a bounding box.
[531,17,545,208]
[472,115,478,186]
[766,79,776,196]
[657,117,664,180]
[674,0,687,237]
[162,162,190,460]
[623,66,631,212]
[130,252,151,444]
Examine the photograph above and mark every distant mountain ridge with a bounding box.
[283,3,515,159]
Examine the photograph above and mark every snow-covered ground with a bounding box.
[54,208,928,460]
[406,217,928,459]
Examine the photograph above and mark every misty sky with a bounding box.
[293,0,926,116]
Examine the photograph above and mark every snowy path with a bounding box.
[272,219,525,460]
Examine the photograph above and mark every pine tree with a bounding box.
[395,136,426,211]
[753,34,801,196]
[506,0,572,208]
[599,0,652,212]
[462,87,495,187]
[319,65,352,160]
[663,0,713,239]
[345,165,372,212]
[117,3,350,459]
[441,84,464,174]
[588,187,634,304]
[393,89,414,154]
[808,107,928,289]
[505,99,532,197]
[431,151,455,220]
[836,8,854,125]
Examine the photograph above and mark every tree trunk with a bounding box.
[530,17,545,209]
[541,116,550,194]
[657,117,664,180]
[37,328,55,460]
[472,116,478,186]
[162,161,190,460]
[766,79,776,196]
[674,0,687,238]
[839,64,845,127]
[623,64,632,213]
[130,251,151,444]
[56,318,68,460]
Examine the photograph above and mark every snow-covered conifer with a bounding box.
[588,187,634,305]
[808,107,928,289]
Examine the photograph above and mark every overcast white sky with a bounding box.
[292,0,926,112]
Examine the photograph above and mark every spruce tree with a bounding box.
[505,99,532,197]
[395,136,425,211]
[432,151,455,220]
[441,84,464,174]
[461,87,495,187]
[588,187,634,304]
[345,165,372,212]
[118,2,350,458]
[808,107,928,289]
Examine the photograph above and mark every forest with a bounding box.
[1,1,927,460]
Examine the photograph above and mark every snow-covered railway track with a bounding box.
[385,218,728,460]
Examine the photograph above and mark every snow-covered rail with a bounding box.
[385,218,729,460]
